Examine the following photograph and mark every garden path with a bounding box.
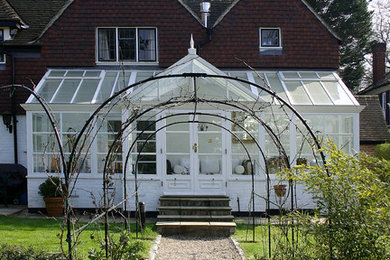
[155,235,243,260]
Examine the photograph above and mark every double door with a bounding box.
[163,112,227,195]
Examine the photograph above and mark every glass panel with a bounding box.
[138,29,156,61]
[73,79,100,103]
[84,71,101,77]
[32,113,60,132]
[96,72,118,103]
[63,134,91,153]
[167,155,190,175]
[167,133,189,153]
[198,133,222,153]
[137,120,156,131]
[33,154,61,173]
[282,72,299,79]
[97,114,122,132]
[231,112,257,132]
[196,77,227,99]
[261,29,280,47]
[198,115,221,131]
[37,79,62,101]
[166,115,189,131]
[232,155,258,175]
[232,134,259,154]
[264,114,290,134]
[266,156,288,174]
[114,71,131,92]
[98,154,122,173]
[135,72,154,83]
[265,134,289,154]
[228,72,251,91]
[98,28,116,61]
[303,81,332,105]
[69,154,91,173]
[33,134,58,152]
[97,134,122,153]
[317,72,336,80]
[132,154,156,174]
[52,79,81,103]
[119,28,136,61]
[136,140,156,153]
[62,113,90,132]
[284,81,312,104]
[227,80,254,101]
[199,155,221,175]
[299,72,318,79]
[48,70,66,77]
[324,81,353,105]
[66,71,84,77]
[259,73,289,102]
[159,77,192,100]
[325,115,353,134]
[296,135,315,154]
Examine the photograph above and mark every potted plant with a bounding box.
[273,184,287,197]
[38,177,66,217]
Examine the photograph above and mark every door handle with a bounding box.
[193,143,197,153]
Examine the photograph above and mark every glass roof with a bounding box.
[26,53,358,106]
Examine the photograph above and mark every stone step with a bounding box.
[160,197,230,207]
[156,221,236,236]
[158,206,232,210]
[157,215,234,221]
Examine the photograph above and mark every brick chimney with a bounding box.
[372,42,386,87]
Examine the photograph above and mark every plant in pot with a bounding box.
[38,177,66,217]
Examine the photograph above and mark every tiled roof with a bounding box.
[3,0,70,45]
[356,95,390,143]
[0,0,21,22]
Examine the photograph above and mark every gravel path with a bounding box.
[155,236,243,260]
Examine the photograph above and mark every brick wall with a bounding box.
[41,0,340,68]
[360,144,377,156]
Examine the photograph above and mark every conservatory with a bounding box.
[22,46,362,212]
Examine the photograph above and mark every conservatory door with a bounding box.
[164,112,226,195]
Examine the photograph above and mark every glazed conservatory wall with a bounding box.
[25,108,359,211]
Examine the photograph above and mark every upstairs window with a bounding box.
[97,28,157,63]
[260,28,281,48]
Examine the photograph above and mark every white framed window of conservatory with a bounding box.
[97,27,157,64]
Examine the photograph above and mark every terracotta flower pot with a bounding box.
[44,197,64,217]
[273,184,287,197]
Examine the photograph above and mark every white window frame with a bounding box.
[259,27,282,50]
[96,27,158,65]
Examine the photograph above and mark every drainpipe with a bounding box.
[197,2,213,55]
[10,53,18,164]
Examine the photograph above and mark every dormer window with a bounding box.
[97,27,157,63]
[259,28,282,55]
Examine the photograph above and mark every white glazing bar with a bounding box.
[247,72,259,96]
[49,79,65,103]
[70,78,85,103]
[110,72,120,98]
[300,80,315,105]
[333,72,359,106]
[289,114,297,166]
[91,71,106,104]
[127,71,137,94]
[318,81,335,105]
[27,70,51,103]
[276,72,293,104]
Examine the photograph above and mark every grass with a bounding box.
[233,222,313,260]
[0,215,158,259]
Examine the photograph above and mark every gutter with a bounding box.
[196,28,212,56]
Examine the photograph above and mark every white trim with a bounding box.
[69,78,85,103]
[91,70,106,104]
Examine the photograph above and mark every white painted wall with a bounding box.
[0,115,27,167]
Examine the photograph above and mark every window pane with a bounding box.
[261,29,280,47]
[119,28,136,61]
[98,28,116,61]
[37,79,62,101]
[138,29,156,61]
[73,79,100,103]
[52,79,81,103]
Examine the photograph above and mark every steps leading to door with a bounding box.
[156,195,236,236]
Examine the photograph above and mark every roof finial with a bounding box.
[188,34,196,55]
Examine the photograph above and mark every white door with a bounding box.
[163,111,227,195]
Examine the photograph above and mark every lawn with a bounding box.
[0,215,158,259]
[233,223,312,260]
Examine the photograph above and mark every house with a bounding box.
[0,0,362,215]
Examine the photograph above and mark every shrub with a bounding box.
[0,243,64,260]
[38,177,66,198]
[375,143,390,160]
[88,231,144,260]
[279,143,390,259]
